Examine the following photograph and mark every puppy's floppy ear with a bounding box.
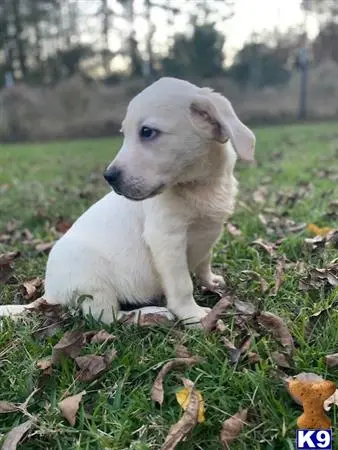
[189,92,256,161]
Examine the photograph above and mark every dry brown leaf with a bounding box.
[226,223,242,237]
[325,353,338,368]
[200,296,233,332]
[35,241,55,253]
[257,311,294,355]
[272,258,285,295]
[251,239,276,256]
[119,310,175,327]
[36,358,52,375]
[247,352,260,364]
[324,389,338,411]
[75,350,117,382]
[220,337,241,364]
[252,186,267,204]
[241,270,269,294]
[1,420,34,450]
[55,218,73,234]
[151,357,202,405]
[0,401,20,414]
[86,329,116,344]
[0,251,20,285]
[215,319,227,333]
[312,266,338,287]
[161,378,199,450]
[234,299,256,316]
[271,351,291,368]
[58,391,86,426]
[175,344,193,359]
[220,409,248,449]
[307,224,334,237]
[52,331,85,364]
[25,297,63,318]
[21,278,44,300]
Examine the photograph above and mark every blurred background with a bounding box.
[0,0,337,142]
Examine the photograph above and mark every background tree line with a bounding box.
[0,0,337,89]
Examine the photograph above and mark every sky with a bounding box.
[128,0,319,62]
[223,0,318,59]
[80,0,320,71]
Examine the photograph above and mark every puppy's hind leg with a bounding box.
[118,306,175,325]
[79,288,120,324]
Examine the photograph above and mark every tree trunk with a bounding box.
[12,0,27,77]
[144,0,154,82]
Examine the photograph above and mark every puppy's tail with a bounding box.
[0,304,28,318]
[0,298,59,319]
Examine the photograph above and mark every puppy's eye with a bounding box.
[139,126,158,140]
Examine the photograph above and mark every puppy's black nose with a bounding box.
[103,167,122,188]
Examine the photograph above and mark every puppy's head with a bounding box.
[104,77,255,200]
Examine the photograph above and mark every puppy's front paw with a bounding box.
[200,273,225,292]
[176,305,211,328]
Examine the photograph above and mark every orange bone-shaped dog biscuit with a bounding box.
[288,378,336,429]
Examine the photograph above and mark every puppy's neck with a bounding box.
[176,140,236,187]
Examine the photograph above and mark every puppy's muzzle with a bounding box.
[104,167,123,195]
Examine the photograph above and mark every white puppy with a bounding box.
[0,77,255,325]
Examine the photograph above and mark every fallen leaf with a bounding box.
[75,350,117,381]
[215,319,227,333]
[226,223,242,237]
[234,299,256,316]
[35,241,55,253]
[119,310,175,326]
[1,420,34,450]
[221,336,241,364]
[200,296,233,332]
[58,391,86,426]
[5,221,18,234]
[176,386,205,423]
[52,331,85,364]
[0,251,20,285]
[257,311,294,355]
[324,390,338,411]
[238,335,253,357]
[247,352,260,364]
[300,262,338,291]
[161,379,199,450]
[307,224,334,237]
[55,218,73,234]
[251,239,276,256]
[272,258,285,295]
[151,357,202,405]
[175,344,193,359]
[325,353,338,368]
[241,270,269,294]
[220,409,248,449]
[84,329,116,344]
[0,401,20,414]
[312,265,338,287]
[21,278,44,300]
[271,351,291,368]
[252,186,267,204]
[36,358,52,375]
[304,235,327,251]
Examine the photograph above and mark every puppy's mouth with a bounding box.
[114,183,165,201]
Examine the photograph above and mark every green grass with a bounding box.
[1,123,338,449]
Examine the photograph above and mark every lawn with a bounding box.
[0,122,338,450]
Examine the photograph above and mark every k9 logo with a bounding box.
[296,429,332,449]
